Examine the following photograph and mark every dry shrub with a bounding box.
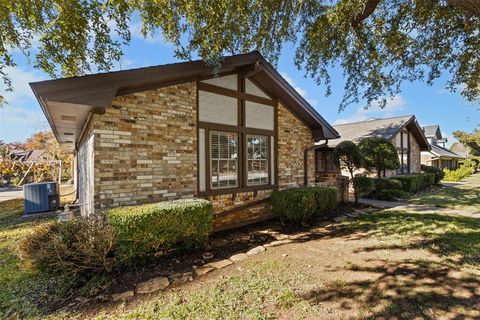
[18,215,116,277]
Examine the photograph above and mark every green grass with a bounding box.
[0,199,57,319]
[79,260,316,320]
[336,209,480,267]
[408,173,480,211]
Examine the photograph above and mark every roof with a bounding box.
[26,150,48,162]
[10,149,48,162]
[422,125,442,139]
[329,115,430,151]
[30,51,339,153]
[429,145,465,159]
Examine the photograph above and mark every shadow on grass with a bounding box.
[409,185,480,210]
[302,259,480,319]
[326,210,480,266]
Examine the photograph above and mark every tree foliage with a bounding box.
[453,129,480,156]
[1,1,479,108]
[358,137,400,177]
[332,141,363,178]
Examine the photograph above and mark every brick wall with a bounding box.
[277,103,315,188]
[90,82,197,210]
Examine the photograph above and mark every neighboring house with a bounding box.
[11,149,49,162]
[316,115,430,179]
[30,51,346,231]
[421,125,464,169]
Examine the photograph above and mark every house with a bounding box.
[421,125,464,169]
[30,52,347,231]
[315,115,430,179]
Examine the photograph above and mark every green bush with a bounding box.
[352,177,374,198]
[373,178,403,195]
[421,165,445,184]
[271,187,337,223]
[18,216,116,276]
[443,165,475,182]
[378,189,410,201]
[107,199,213,263]
[391,175,422,193]
[421,173,436,188]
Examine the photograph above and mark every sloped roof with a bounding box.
[329,115,430,151]
[430,145,465,159]
[423,125,442,139]
[30,51,339,153]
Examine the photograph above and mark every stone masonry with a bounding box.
[90,82,197,210]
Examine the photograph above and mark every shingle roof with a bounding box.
[422,125,442,138]
[430,145,465,159]
[329,115,430,151]
[330,115,412,146]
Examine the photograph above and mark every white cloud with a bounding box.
[280,72,318,107]
[1,67,44,105]
[334,95,406,125]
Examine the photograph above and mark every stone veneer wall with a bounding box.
[90,82,197,211]
[409,133,421,173]
[277,103,315,188]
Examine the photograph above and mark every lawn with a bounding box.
[1,183,480,319]
[408,173,480,212]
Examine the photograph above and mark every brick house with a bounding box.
[315,115,430,179]
[421,125,464,170]
[31,52,347,230]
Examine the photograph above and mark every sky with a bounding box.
[1,27,478,148]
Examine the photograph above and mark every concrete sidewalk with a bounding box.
[357,197,479,217]
[0,189,23,203]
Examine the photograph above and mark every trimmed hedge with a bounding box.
[107,199,213,263]
[379,189,410,201]
[352,177,374,198]
[421,165,444,184]
[373,178,403,195]
[443,165,475,182]
[391,173,435,194]
[271,187,337,223]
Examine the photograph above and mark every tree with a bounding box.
[1,1,479,108]
[358,138,400,177]
[453,129,480,156]
[332,141,363,202]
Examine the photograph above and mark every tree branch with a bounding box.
[449,0,480,17]
[351,0,381,28]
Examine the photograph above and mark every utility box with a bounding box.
[24,182,60,214]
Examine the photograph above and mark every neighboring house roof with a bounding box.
[422,125,442,139]
[450,142,469,158]
[30,51,339,153]
[329,115,430,151]
[429,145,465,159]
[10,149,49,162]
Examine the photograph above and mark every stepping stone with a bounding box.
[204,259,233,269]
[264,239,293,247]
[229,253,248,262]
[247,245,266,256]
[316,221,331,227]
[137,277,170,294]
[333,216,348,222]
[170,272,193,286]
[112,290,134,301]
[194,266,215,277]
[273,233,290,240]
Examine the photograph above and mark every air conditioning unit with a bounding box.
[24,182,60,214]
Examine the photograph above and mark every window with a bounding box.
[316,149,337,173]
[210,131,238,189]
[247,135,269,185]
[396,132,410,174]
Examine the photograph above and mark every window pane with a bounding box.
[210,132,237,189]
[247,135,268,185]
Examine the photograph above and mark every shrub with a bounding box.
[373,178,403,195]
[378,189,410,201]
[391,175,422,193]
[358,138,400,177]
[421,173,436,188]
[352,177,374,198]
[107,199,212,264]
[271,187,337,223]
[421,165,445,184]
[443,165,474,182]
[18,216,116,276]
[311,187,337,214]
